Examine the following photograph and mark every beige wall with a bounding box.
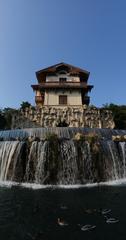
[44,90,82,106]
[35,73,82,106]
[46,75,80,82]
[44,73,81,106]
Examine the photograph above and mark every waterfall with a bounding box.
[57,140,78,184]
[0,127,126,141]
[0,141,24,181]
[25,141,49,183]
[0,127,126,184]
[107,141,121,180]
[119,142,126,178]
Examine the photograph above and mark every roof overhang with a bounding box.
[35,62,90,83]
[31,83,93,90]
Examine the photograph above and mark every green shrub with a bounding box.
[102,103,126,129]
[45,133,58,141]
[20,101,31,110]
[74,132,100,143]
[85,132,99,144]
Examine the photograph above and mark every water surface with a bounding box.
[0,183,126,240]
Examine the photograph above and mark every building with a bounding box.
[11,62,115,128]
[31,62,93,107]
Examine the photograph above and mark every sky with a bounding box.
[0,0,126,109]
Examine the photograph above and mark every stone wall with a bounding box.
[11,106,115,129]
[11,111,41,129]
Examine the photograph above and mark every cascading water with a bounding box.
[118,142,126,178]
[0,127,126,184]
[0,141,25,181]
[0,127,126,141]
[107,141,121,180]
[57,140,78,184]
[25,141,49,183]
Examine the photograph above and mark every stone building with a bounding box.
[31,62,93,107]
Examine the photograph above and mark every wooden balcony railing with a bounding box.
[31,83,93,91]
[83,96,90,105]
[35,96,44,104]
[39,82,87,88]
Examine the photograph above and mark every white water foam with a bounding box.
[0,178,126,190]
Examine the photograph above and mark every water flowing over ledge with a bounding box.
[0,127,126,141]
[0,127,126,185]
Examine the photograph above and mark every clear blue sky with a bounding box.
[0,0,126,109]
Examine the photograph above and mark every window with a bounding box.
[58,70,67,74]
[59,77,67,82]
[59,95,67,105]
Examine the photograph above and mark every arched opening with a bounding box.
[57,120,69,127]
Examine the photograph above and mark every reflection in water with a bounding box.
[105,217,119,224]
[101,209,111,215]
[81,224,96,231]
[57,218,68,226]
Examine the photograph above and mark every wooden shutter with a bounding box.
[59,95,67,105]
[59,78,67,82]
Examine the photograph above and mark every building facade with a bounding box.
[31,62,93,107]
[10,62,113,128]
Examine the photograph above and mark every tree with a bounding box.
[0,110,6,129]
[3,108,17,129]
[20,101,31,110]
[102,103,126,129]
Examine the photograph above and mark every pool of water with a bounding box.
[0,182,126,240]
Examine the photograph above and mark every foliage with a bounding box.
[45,133,58,141]
[0,108,17,130]
[74,132,100,143]
[89,104,97,109]
[74,133,85,141]
[102,103,126,129]
[85,132,99,144]
[20,101,31,110]
[0,110,6,129]
[112,135,126,142]
[30,106,35,111]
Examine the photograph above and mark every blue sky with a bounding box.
[0,0,126,108]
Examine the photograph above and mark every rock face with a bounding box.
[11,106,115,129]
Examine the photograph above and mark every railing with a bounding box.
[83,96,90,105]
[38,82,87,88]
[35,96,44,103]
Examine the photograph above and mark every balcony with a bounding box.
[32,82,90,89]
[40,82,87,89]
[35,96,44,104]
[83,96,90,105]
